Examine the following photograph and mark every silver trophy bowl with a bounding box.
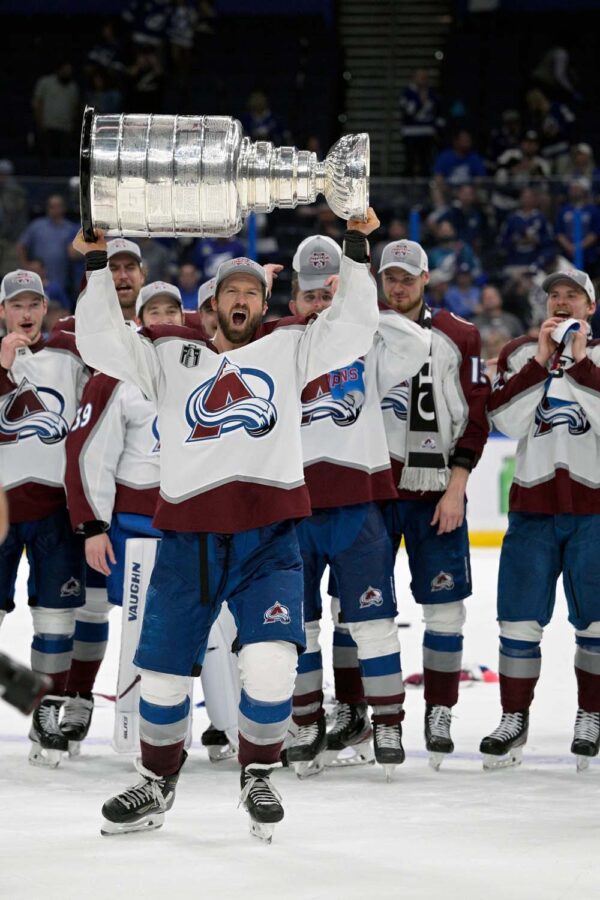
[80,108,369,240]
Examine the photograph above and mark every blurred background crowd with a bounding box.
[1,0,599,360]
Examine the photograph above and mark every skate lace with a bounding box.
[374,724,400,749]
[293,721,320,747]
[574,709,600,742]
[329,703,352,736]
[489,712,525,741]
[38,703,61,735]
[119,779,166,813]
[427,705,452,739]
[239,774,282,809]
[62,700,91,728]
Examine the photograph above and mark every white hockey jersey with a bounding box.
[379,307,490,499]
[66,374,160,529]
[0,332,89,522]
[489,336,600,514]
[75,255,379,533]
[300,315,430,508]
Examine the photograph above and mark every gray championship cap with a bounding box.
[215,257,268,293]
[107,238,142,261]
[198,277,216,309]
[542,268,596,304]
[136,281,182,317]
[292,235,342,290]
[379,240,429,276]
[0,269,45,303]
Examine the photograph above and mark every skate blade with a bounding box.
[100,813,164,836]
[68,741,82,758]
[324,740,375,768]
[207,744,237,763]
[383,764,397,783]
[249,820,275,844]
[28,743,64,769]
[576,755,591,772]
[428,752,446,771]
[482,747,523,771]
[292,756,325,779]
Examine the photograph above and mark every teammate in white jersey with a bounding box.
[63,281,184,751]
[480,269,600,770]
[0,268,89,766]
[285,235,430,778]
[73,209,381,842]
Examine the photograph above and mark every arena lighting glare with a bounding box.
[80,107,369,241]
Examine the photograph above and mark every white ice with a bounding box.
[0,549,598,900]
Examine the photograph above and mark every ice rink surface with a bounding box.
[1,549,598,900]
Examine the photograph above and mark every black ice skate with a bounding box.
[101,753,186,836]
[480,710,529,770]
[571,709,600,771]
[239,763,284,844]
[286,715,327,779]
[60,693,94,757]
[425,704,454,771]
[324,702,374,768]
[373,721,405,781]
[29,695,68,768]
[201,723,236,762]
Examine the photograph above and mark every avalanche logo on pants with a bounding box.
[264,603,291,625]
[359,586,384,608]
[185,357,277,441]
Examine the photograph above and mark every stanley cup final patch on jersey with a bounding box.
[264,603,291,625]
[180,344,201,368]
[359,586,384,609]
[431,571,454,592]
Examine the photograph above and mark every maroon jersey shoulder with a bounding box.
[255,314,308,339]
[51,315,75,334]
[432,309,481,356]
[140,321,212,344]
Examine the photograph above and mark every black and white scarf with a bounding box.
[399,306,450,492]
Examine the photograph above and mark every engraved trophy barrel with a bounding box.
[80,107,369,240]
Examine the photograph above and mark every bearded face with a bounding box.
[213,274,266,346]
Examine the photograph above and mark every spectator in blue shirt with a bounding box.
[240,91,289,146]
[498,187,555,272]
[433,130,486,186]
[428,220,481,281]
[526,88,575,170]
[436,183,488,252]
[16,195,79,293]
[555,178,600,274]
[176,262,202,311]
[185,235,246,280]
[399,68,444,176]
[444,263,481,319]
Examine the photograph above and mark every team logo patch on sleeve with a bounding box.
[185,357,277,441]
[381,382,409,421]
[301,360,365,427]
[431,571,454,592]
[263,603,291,625]
[359,586,384,608]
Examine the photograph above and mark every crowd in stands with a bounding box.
[1,28,598,364]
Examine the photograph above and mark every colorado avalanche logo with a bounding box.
[264,603,291,625]
[151,416,160,453]
[185,357,277,442]
[381,382,409,421]
[534,396,590,437]
[0,378,69,445]
[301,361,365,428]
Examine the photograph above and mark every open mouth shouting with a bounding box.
[231,307,248,327]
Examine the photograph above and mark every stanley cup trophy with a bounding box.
[80,107,369,241]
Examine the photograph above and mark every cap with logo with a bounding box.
[136,281,182,317]
[214,257,268,293]
[379,240,429,276]
[197,277,216,309]
[0,269,45,303]
[542,268,596,304]
[107,238,142,261]
[292,235,342,290]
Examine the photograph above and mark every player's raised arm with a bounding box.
[72,229,161,403]
[295,208,380,385]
